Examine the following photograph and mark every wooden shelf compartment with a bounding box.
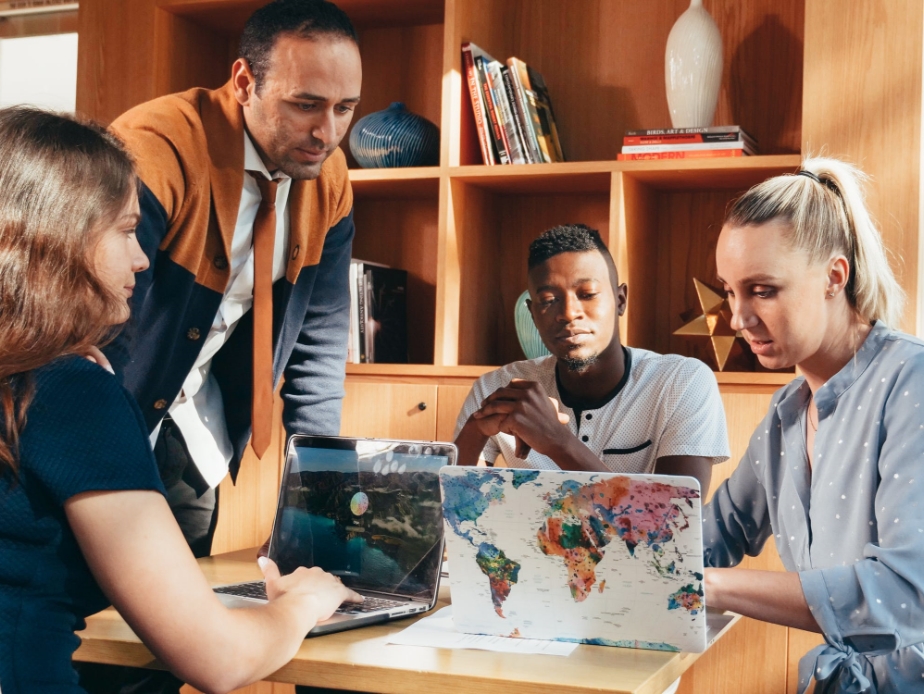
[351,191,439,365]
[444,177,610,367]
[445,0,804,167]
[616,170,797,375]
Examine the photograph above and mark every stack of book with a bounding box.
[462,42,565,165]
[348,259,409,364]
[617,126,757,160]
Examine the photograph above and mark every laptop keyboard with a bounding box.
[213,581,406,614]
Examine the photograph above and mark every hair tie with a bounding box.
[797,170,822,184]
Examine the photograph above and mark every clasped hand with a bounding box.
[471,379,571,459]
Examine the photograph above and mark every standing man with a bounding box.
[455,224,729,493]
[81,1,361,692]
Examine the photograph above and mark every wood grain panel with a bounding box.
[183,680,293,694]
[803,0,922,333]
[153,7,233,97]
[449,178,499,365]
[351,196,440,364]
[787,630,824,694]
[76,0,159,121]
[0,8,77,37]
[210,392,285,555]
[617,172,660,351]
[340,382,438,440]
[436,383,473,442]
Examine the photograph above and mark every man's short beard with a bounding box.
[563,354,599,373]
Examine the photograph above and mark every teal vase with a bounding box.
[514,290,550,360]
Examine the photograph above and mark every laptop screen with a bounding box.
[270,437,450,601]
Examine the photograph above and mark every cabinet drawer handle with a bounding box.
[417,402,428,411]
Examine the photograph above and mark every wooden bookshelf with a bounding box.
[76,2,923,692]
[76,0,922,373]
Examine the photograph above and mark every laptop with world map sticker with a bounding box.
[439,467,729,653]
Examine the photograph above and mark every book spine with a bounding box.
[476,55,510,164]
[511,59,551,163]
[623,133,752,145]
[488,62,527,164]
[348,260,358,363]
[363,269,375,363]
[625,125,748,136]
[356,263,367,363]
[617,150,747,160]
[506,58,543,163]
[621,141,751,153]
[461,43,495,166]
[501,66,533,163]
[526,67,562,163]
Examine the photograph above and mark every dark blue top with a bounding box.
[0,357,165,694]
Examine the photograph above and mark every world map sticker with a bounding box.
[440,468,707,652]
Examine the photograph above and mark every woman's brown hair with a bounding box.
[0,106,138,477]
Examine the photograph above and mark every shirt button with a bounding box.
[585,414,592,420]
[581,435,589,442]
[153,399,168,410]
[291,244,300,260]
[186,327,201,340]
[213,255,228,270]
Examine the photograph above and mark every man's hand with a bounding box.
[472,379,571,459]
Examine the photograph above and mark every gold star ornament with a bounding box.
[673,279,741,370]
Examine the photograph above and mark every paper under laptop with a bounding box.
[214,435,456,635]
[439,467,731,653]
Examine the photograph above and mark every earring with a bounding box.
[826,290,835,298]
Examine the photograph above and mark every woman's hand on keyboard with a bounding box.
[259,557,363,622]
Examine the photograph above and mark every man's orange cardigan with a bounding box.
[107,81,354,481]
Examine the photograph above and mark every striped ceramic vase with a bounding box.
[349,102,440,168]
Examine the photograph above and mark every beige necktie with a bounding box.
[249,174,278,459]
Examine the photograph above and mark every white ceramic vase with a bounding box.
[664,0,723,128]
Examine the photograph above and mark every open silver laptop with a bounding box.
[215,434,456,635]
[439,467,732,653]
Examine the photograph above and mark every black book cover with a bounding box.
[364,266,408,364]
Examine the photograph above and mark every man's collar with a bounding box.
[243,129,290,181]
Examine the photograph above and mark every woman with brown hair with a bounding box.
[0,107,359,694]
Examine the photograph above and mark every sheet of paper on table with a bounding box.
[386,606,578,656]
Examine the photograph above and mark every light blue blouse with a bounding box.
[703,322,924,694]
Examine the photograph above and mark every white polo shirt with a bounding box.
[454,347,730,472]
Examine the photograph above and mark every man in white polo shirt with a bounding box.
[454,224,729,493]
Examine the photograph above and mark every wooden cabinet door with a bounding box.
[435,384,473,443]
[340,382,438,440]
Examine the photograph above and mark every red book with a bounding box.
[461,42,495,165]
[617,150,747,161]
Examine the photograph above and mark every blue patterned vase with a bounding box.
[349,102,440,168]
[514,290,551,360]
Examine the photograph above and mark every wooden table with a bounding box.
[75,548,739,694]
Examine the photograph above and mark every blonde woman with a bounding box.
[703,157,922,693]
[0,107,359,694]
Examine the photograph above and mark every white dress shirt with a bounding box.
[153,131,292,488]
